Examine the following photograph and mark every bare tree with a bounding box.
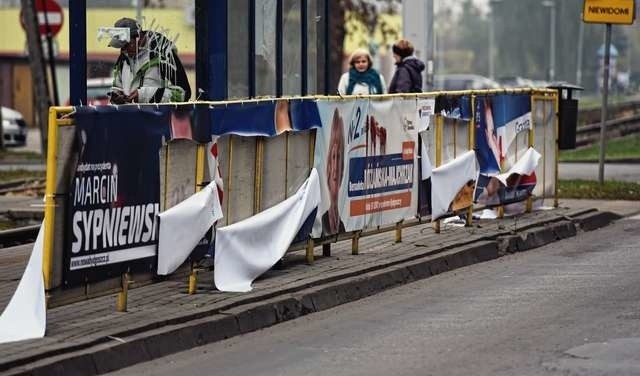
[21,0,51,157]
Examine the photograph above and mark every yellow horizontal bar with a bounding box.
[52,106,75,113]
[50,89,557,110]
[56,119,75,126]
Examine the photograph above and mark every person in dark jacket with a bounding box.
[388,39,425,94]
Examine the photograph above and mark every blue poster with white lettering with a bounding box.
[475,94,531,174]
[474,94,534,208]
[64,106,171,286]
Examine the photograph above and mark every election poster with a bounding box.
[65,106,172,286]
[474,94,532,174]
[312,98,419,237]
[208,99,321,137]
[474,147,541,207]
[312,99,361,237]
[363,99,419,228]
[474,94,535,209]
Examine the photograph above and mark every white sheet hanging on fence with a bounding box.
[0,224,46,344]
[431,150,478,221]
[495,147,541,186]
[214,169,321,292]
[157,181,223,275]
[420,132,433,180]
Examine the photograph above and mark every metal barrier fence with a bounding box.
[42,89,558,309]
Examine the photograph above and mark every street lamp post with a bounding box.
[542,0,556,82]
[577,13,584,86]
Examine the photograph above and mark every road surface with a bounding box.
[109,215,640,376]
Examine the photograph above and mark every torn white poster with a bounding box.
[214,169,321,292]
[157,181,223,275]
[416,98,435,132]
[431,150,478,221]
[420,131,433,180]
[495,147,541,186]
[0,224,46,344]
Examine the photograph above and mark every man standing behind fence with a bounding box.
[107,18,191,104]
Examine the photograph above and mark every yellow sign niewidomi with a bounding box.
[583,0,636,24]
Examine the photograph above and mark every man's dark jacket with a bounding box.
[389,57,425,94]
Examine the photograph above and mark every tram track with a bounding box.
[576,114,640,147]
[0,224,40,248]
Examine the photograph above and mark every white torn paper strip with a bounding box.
[0,224,46,344]
[214,169,321,292]
[473,208,499,220]
[420,132,433,180]
[157,181,223,275]
[431,150,478,221]
[495,147,541,186]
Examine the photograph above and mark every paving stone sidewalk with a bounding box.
[0,201,636,375]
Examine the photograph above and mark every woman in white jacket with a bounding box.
[337,48,386,96]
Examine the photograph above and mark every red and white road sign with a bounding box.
[20,0,64,37]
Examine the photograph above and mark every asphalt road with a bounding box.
[108,215,640,376]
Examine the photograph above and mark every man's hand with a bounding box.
[110,90,127,104]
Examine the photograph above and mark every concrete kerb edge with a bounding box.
[571,211,623,232]
[3,209,620,376]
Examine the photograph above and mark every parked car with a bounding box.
[497,76,536,88]
[497,76,550,89]
[434,74,500,91]
[65,77,112,106]
[86,77,112,105]
[1,106,27,147]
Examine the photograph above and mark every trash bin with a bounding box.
[548,83,584,150]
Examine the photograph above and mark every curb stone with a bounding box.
[572,211,622,232]
[4,210,620,376]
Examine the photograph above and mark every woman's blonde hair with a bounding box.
[349,48,373,69]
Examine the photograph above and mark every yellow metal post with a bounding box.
[541,98,548,209]
[188,262,198,295]
[526,98,535,213]
[116,272,130,312]
[162,143,170,210]
[306,239,314,264]
[553,92,560,208]
[43,107,60,291]
[194,142,208,186]
[284,132,290,198]
[255,137,264,213]
[395,221,403,243]
[309,129,316,172]
[434,115,443,233]
[187,144,207,295]
[497,158,505,219]
[466,96,476,226]
[352,231,361,255]
[225,136,233,225]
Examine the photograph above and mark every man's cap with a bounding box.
[108,18,140,48]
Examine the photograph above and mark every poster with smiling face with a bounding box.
[312,98,419,237]
[312,100,360,238]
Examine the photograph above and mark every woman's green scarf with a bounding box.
[346,67,383,95]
